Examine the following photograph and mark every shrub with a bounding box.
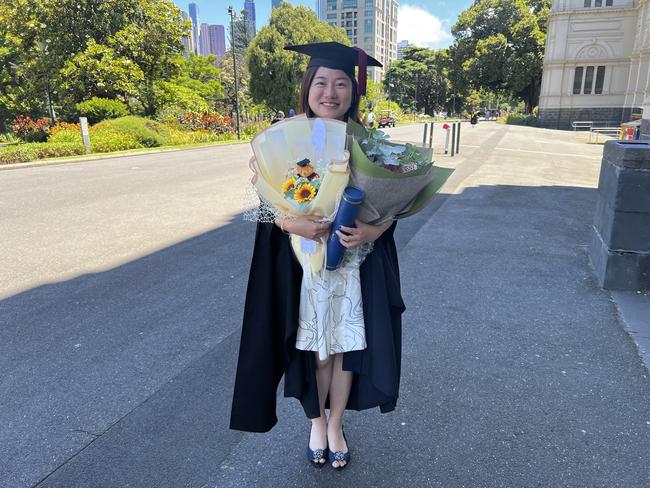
[76,97,129,124]
[48,123,82,144]
[50,121,81,134]
[0,141,85,164]
[241,121,270,139]
[11,115,54,142]
[93,116,171,147]
[179,113,233,134]
[498,113,541,127]
[0,133,21,144]
[87,128,142,152]
[167,128,220,145]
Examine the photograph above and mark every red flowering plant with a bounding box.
[178,113,233,135]
[11,115,55,142]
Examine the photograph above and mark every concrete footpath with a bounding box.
[2,122,649,487]
[205,123,650,487]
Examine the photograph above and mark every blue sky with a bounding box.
[174,0,474,49]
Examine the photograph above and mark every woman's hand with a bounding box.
[276,216,331,241]
[336,219,392,249]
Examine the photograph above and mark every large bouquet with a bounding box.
[346,120,453,225]
[249,115,350,274]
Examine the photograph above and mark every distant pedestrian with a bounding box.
[271,110,285,124]
[365,110,375,128]
[470,111,479,126]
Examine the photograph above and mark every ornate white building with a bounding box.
[538,0,650,130]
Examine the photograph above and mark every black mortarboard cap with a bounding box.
[284,41,382,96]
[297,158,311,166]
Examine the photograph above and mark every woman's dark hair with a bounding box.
[298,66,361,123]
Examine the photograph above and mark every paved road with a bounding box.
[1,122,648,487]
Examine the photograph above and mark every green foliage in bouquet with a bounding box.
[345,119,453,223]
[357,126,432,173]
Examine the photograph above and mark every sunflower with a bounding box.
[281,177,296,194]
[294,183,317,203]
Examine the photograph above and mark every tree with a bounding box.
[359,79,385,115]
[107,0,187,115]
[383,47,450,115]
[246,4,348,112]
[448,0,550,112]
[58,40,144,108]
[0,0,188,125]
[170,54,223,109]
[231,8,254,53]
[0,0,58,127]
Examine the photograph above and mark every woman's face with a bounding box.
[307,67,353,121]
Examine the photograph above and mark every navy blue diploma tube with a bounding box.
[326,186,365,270]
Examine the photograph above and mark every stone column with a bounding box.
[590,141,650,291]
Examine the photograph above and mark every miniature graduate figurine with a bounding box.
[296,158,319,181]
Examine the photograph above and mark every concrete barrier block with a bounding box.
[607,210,650,252]
[603,141,650,169]
[613,166,650,212]
[590,228,650,291]
[595,162,650,215]
[593,161,617,234]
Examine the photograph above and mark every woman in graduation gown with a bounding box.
[230,42,405,469]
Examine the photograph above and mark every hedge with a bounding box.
[0,142,86,164]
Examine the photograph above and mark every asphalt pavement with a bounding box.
[1,121,649,488]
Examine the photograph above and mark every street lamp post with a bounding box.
[227,6,241,140]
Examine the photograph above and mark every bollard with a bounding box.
[455,122,461,154]
[429,122,434,148]
[443,123,451,154]
[451,123,456,157]
[589,141,650,290]
[422,123,428,146]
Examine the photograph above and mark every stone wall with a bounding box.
[538,107,630,130]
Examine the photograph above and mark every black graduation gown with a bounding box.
[229,221,405,433]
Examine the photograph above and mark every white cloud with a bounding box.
[397,4,452,48]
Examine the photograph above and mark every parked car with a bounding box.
[377,110,397,128]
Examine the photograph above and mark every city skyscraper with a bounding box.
[208,24,226,59]
[180,10,196,56]
[188,2,200,55]
[243,0,257,40]
[315,0,325,20]
[322,0,398,81]
[200,23,210,56]
[397,40,412,59]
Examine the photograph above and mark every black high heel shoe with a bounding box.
[307,444,328,468]
[307,425,328,468]
[327,427,350,470]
